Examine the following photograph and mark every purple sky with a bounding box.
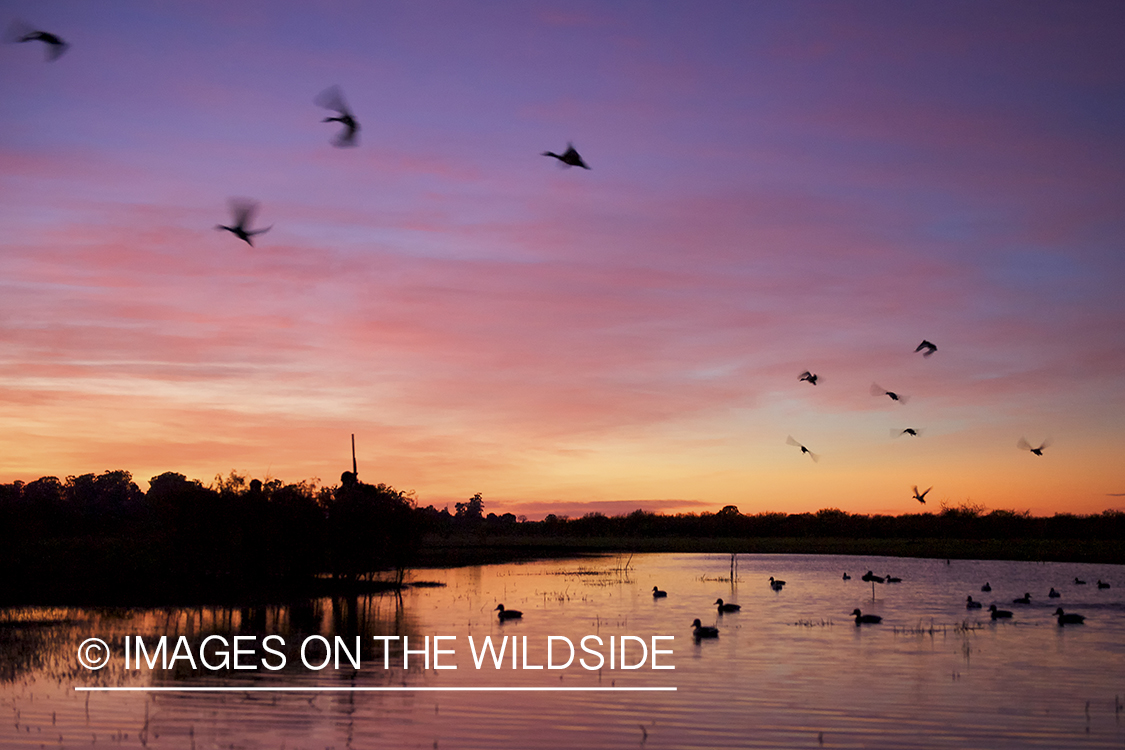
[2,1,1124,517]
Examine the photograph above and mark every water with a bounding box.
[2,553,1123,748]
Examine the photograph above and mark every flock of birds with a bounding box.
[789,338,1051,507]
[490,572,1114,636]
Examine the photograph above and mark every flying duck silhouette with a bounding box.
[715,598,741,613]
[851,609,882,625]
[542,142,589,169]
[871,383,908,403]
[1013,593,1031,604]
[690,619,719,638]
[1097,580,1111,589]
[786,436,819,462]
[966,596,983,609]
[981,582,992,592]
[915,340,937,357]
[989,604,1013,619]
[1054,608,1085,625]
[8,21,68,60]
[495,604,522,620]
[652,586,667,598]
[315,85,359,147]
[216,199,271,246]
[1048,588,1060,598]
[894,428,922,438]
[1017,437,1050,456]
[798,371,819,385]
[912,486,932,504]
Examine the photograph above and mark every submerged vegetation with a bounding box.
[1,472,1123,604]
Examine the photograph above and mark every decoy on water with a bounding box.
[1048,588,1060,598]
[216,198,271,246]
[912,486,932,505]
[1017,437,1050,456]
[542,142,589,169]
[915,340,938,357]
[981,582,992,592]
[861,571,885,583]
[786,436,819,462]
[1098,580,1111,589]
[769,576,786,587]
[8,20,68,60]
[1054,608,1085,625]
[715,598,741,613]
[799,371,819,385]
[966,596,983,609]
[871,383,908,403]
[989,605,1013,620]
[315,85,360,147]
[1074,577,1086,585]
[1013,593,1031,604]
[851,609,882,625]
[842,572,851,580]
[495,604,522,620]
[885,574,902,583]
[690,619,719,638]
[652,586,667,598]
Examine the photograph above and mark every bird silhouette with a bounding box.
[989,605,1013,620]
[884,574,902,583]
[861,571,885,583]
[851,609,882,625]
[1013,593,1031,604]
[542,142,589,169]
[915,340,937,357]
[871,383,908,402]
[798,371,819,385]
[981,582,991,592]
[769,576,786,587]
[912,485,932,504]
[715,598,741,613]
[1048,588,1060,598]
[966,596,983,609]
[495,604,523,620]
[842,572,851,580]
[652,586,667,598]
[216,199,271,246]
[1054,608,1085,625]
[315,85,360,147]
[1074,577,1086,585]
[8,21,68,60]
[786,436,819,462]
[1097,580,1111,589]
[690,619,719,638]
[893,428,922,438]
[1017,437,1050,456]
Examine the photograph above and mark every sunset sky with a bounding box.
[2,1,1123,518]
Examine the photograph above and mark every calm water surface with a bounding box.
[2,553,1124,749]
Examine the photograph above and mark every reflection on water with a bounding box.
[2,554,1124,748]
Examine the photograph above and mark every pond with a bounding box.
[2,553,1123,748]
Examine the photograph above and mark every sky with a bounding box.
[2,1,1124,519]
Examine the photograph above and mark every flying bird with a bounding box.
[798,371,819,385]
[1017,437,1050,456]
[315,85,360,147]
[915,340,937,357]
[912,485,931,504]
[786,436,819,463]
[216,199,271,246]
[893,428,922,438]
[542,142,589,169]
[871,383,907,402]
[7,21,68,60]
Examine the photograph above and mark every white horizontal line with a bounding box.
[75,686,676,693]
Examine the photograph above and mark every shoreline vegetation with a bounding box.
[2,470,1123,606]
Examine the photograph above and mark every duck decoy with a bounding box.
[8,20,68,60]
[842,572,851,580]
[1054,608,1085,625]
[216,198,271,246]
[871,383,908,403]
[1017,437,1050,456]
[715,598,741,613]
[1074,577,1086,585]
[652,586,667,598]
[989,605,1013,620]
[1048,588,1060,598]
[981,582,992,592]
[542,142,589,169]
[769,576,786,587]
[1097,580,1111,589]
[690,619,719,638]
[1013,593,1031,604]
[315,85,360,147]
[861,571,885,583]
[915,340,937,357]
[966,596,982,609]
[885,574,902,583]
[785,436,819,462]
[495,604,522,620]
[851,609,882,625]
[798,371,819,385]
[912,486,931,504]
